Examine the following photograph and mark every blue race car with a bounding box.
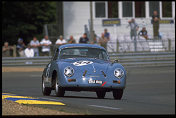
[42,44,126,99]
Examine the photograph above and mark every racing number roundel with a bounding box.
[73,61,93,66]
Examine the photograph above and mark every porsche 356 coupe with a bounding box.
[42,44,126,99]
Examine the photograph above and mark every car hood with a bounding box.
[58,58,111,74]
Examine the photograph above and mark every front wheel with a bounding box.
[96,91,106,99]
[113,89,123,100]
[42,75,51,96]
[55,75,65,97]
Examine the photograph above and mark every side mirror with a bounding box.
[114,59,119,63]
[112,59,119,64]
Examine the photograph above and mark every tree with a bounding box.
[2,1,56,45]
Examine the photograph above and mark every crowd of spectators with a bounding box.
[2,24,146,57]
[2,28,110,57]
[2,11,161,57]
[127,10,160,41]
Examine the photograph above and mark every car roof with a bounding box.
[58,44,106,50]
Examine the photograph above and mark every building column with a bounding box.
[159,1,162,19]
[172,1,175,19]
[132,1,135,18]
[145,1,149,18]
[105,1,108,18]
[118,1,122,19]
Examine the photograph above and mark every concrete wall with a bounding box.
[63,2,90,42]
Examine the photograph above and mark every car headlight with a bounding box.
[114,68,124,79]
[64,66,74,77]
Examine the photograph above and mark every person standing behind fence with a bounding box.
[56,35,67,46]
[17,38,26,57]
[2,42,13,57]
[79,33,89,44]
[40,35,52,56]
[98,33,108,49]
[24,44,34,58]
[30,37,40,56]
[128,18,139,40]
[90,34,98,44]
[138,27,148,40]
[104,28,110,41]
[152,11,160,39]
[68,35,76,44]
[24,44,34,64]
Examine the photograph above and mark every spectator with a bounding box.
[128,18,139,40]
[104,28,110,41]
[158,32,163,40]
[68,35,76,44]
[40,35,52,56]
[79,33,89,44]
[55,35,67,45]
[98,33,108,49]
[152,11,160,39]
[24,44,34,58]
[2,42,13,57]
[138,27,148,40]
[90,34,98,44]
[17,38,26,57]
[30,36,40,56]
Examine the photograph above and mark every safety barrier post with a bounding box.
[116,39,119,53]
[168,39,171,51]
[13,45,16,57]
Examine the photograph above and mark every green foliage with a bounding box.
[2,1,56,45]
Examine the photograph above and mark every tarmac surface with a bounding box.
[2,66,175,115]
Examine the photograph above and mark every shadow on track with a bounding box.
[49,94,127,101]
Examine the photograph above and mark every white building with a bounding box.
[62,1,175,42]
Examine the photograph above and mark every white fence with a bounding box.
[107,37,175,53]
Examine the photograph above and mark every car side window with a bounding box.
[102,51,108,61]
[98,53,103,59]
[53,48,59,60]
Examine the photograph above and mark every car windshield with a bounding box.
[59,47,109,61]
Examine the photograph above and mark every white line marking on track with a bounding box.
[89,105,121,110]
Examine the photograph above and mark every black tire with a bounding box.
[42,75,51,96]
[96,91,106,99]
[113,89,123,100]
[55,75,65,97]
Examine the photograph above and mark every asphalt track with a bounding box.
[2,66,175,115]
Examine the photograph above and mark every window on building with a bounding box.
[95,2,106,18]
[123,1,133,17]
[108,1,118,18]
[135,2,145,17]
[149,1,160,17]
[162,1,172,17]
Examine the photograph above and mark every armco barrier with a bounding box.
[2,52,175,67]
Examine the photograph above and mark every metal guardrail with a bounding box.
[4,39,175,58]
[2,52,175,67]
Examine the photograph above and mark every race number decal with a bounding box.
[73,61,93,66]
